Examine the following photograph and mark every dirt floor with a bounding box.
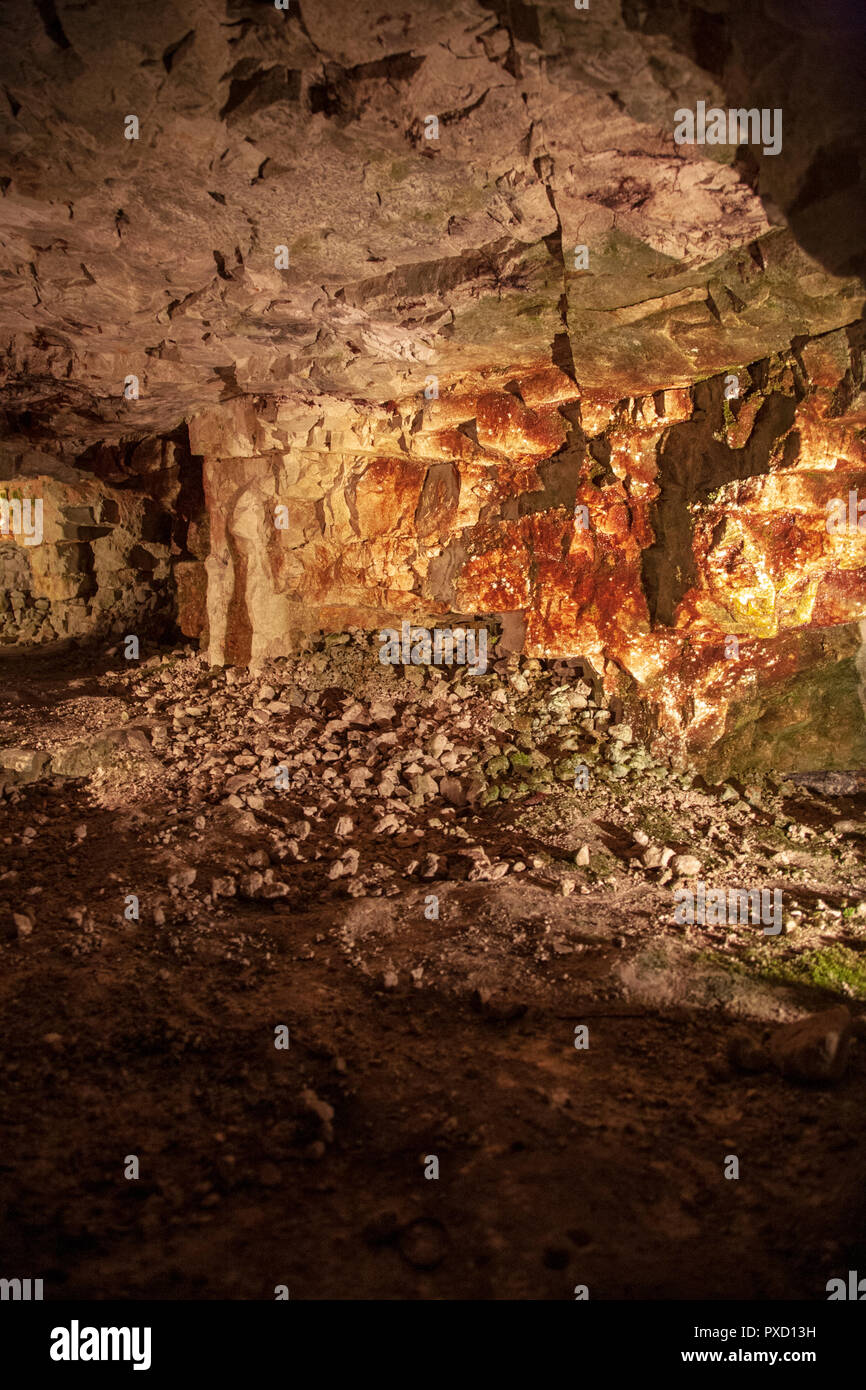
[1,632,865,1300]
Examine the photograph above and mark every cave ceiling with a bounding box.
[0,0,863,444]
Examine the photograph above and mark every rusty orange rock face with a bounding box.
[180,328,866,762]
[353,457,426,539]
[475,391,567,459]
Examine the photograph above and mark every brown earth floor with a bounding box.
[1,641,865,1300]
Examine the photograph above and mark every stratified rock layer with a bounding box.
[174,327,866,768]
[0,0,864,771]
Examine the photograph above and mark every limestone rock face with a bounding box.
[0,430,199,644]
[178,332,866,769]
[0,0,864,770]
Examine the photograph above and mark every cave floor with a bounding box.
[1,637,865,1300]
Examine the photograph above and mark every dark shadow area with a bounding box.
[621,0,866,282]
[643,369,800,625]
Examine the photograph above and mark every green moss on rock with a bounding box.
[700,639,866,780]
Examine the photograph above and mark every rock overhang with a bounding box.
[0,0,864,771]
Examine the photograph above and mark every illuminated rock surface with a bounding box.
[3,2,866,1309]
[0,0,864,770]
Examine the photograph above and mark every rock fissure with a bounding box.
[0,0,863,774]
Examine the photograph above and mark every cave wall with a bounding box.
[167,324,866,768]
[0,428,202,644]
[1,324,863,771]
[1,0,865,771]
